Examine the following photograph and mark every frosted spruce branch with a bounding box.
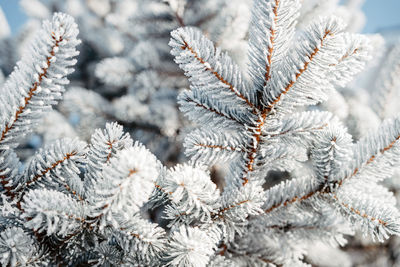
[0,13,80,150]
[171,8,370,188]
[0,0,400,266]
[170,0,400,264]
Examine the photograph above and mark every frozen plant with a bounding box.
[169,0,400,265]
[0,0,400,266]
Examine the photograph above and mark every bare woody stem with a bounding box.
[211,199,250,221]
[184,97,242,124]
[332,194,388,226]
[16,151,77,193]
[263,0,280,87]
[194,143,245,152]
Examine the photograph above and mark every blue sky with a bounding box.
[1,0,400,34]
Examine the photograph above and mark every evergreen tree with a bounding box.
[0,0,400,266]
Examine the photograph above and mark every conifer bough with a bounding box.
[0,0,399,266]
